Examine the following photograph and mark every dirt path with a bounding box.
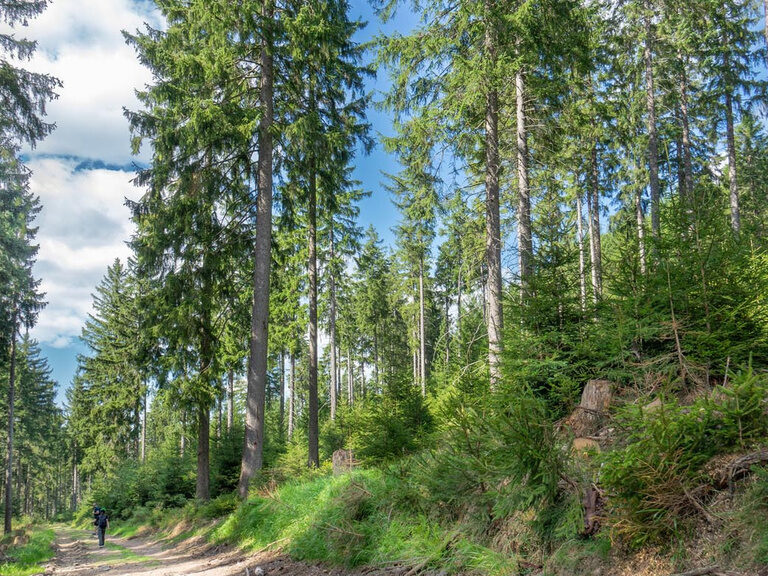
[45,528,382,576]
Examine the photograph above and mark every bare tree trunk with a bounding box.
[764,0,768,60]
[279,352,285,434]
[516,70,532,300]
[724,83,740,235]
[644,0,660,240]
[4,318,17,534]
[71,446,78,511]
[346,349,352,405]
[576,193,587,313]
[360,360,366,399]
[308,149,319,468]
[679,57,694,208]
[226,370,234,432]
[180,410,186,456]
[636,180,648,276]
[140,390,147,462]
[288,353,295,440]
[216,388,223,439]
[456,269,462,360]
[329,227,338,420]
[196,405,210,501]
[238,0,274,499]
[419,258,427,396]
[588,139,603,300]
[373,327,379,388]
[484,11,502,388]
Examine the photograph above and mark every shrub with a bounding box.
[601,368,768,547]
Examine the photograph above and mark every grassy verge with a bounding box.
[209,468,517,575]
[0,526,55,576]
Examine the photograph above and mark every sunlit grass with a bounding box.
[207,469,517,574]
[0,527,55,576]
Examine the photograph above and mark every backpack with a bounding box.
[98,512,108,528]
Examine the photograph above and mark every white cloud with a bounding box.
[4,0,162,163]
[0,1,161,357]
[28,157,143,349]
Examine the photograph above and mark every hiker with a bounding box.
[92,505,101,536]
[96,508,109,547]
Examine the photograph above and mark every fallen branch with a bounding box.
[728,449,768,495]
[252,537,289,556]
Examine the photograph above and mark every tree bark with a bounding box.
[419,257,426,396]
[279,352,285,434]
[724,85,740,235]
[588,139,603,300]
[636,178,648,276]
[644,0,660,240]
[764,0,768,60]
[329,226,338,420]
[4,319,17,534]
[347,348,353,406]
[238,0,274,499]
[373,327,379,388]
[484,11,502,388]
[516,70,532,299]
[576,193,587,313]
[227,369,234,432]
[307,154,319,469]
[679,57,694,209]
[288,353,295,440]
[196,405,210,501]
[140,390,147,462]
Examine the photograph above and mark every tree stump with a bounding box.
[564,379,613,437]
[332,449,356,475]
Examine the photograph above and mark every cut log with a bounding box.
[332,449,356,475]
[564,379,613,437]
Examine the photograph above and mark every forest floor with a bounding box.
[44,527,367,576]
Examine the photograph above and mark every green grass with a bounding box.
[209,469,518,575]
[0,527,55,576]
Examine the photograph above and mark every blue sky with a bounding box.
[8,0,417,397]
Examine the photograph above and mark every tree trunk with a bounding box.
[516,69,532,301]
[588,139,603,300]
[644,0,660,240]
[196,405,210,501]
[288,353,295,440]
[329,227,338,420]
[238,0,274,500]
[227,370,234,432]
[4,319,17,534]
[456,269,462,360]
[724,85,740,235]
[279,352,285,435]
[347,348,353,406]
[484,12,502,388]
[636,178,648,276]
[308,156,319,469]
[71,447,78,511]
[181,410,186,456]
[679,57,694,209]
[576,193,587,313]
[217,390,223,439]
[373,327,379,388]
[764,0,768,60]
[140,390,147,463]
[418,258,427,395]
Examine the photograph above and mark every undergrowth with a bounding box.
[210,469,518,575]
[0,526,55,576]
